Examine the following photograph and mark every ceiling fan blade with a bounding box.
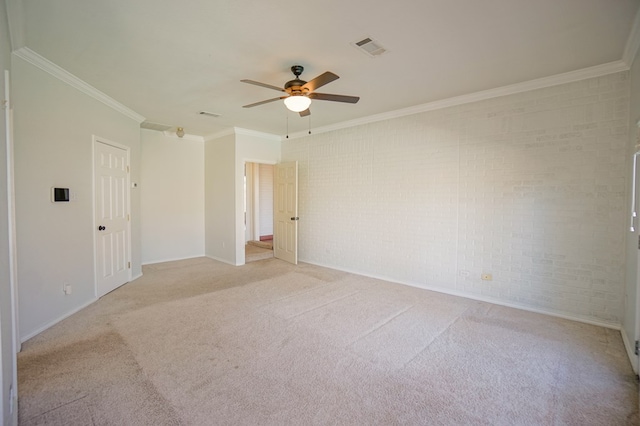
[299,108,311,117]
[241,79,285,92]
[302,72,339,92]
[243,96,286,108]
[309,92,360,103]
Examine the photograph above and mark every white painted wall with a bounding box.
[204,131,280,265]
[259,164,274,237]
[0,1,17,423]
[282,72,629,327]
[12,55,142,340]
[204,134,236,264]
[234,131,280,264]
[140,130,204,264]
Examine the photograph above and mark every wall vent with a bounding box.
[199,111,221,118]
[140,121,173,132]
[352,37,387,57]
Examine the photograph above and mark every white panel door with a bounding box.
[274,162,298,264]
[95,140,130,297]
[631,152,640,373]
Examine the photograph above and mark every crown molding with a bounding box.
[204,127,281,142]
[204,128,235,141]
[142,127,204,142]
[233,127,281,141]
[161,130,204,142]
[13,47,145,123]
[285,60,630,140]
[623,7,640,66]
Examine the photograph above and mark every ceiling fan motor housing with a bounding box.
[285,65,308,95]
[285,78,307,93]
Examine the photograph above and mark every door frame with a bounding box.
[245,162,260,243]
[239,159,276,265]
[92,136,132,297]
[245,162,276,243]
[635,149,640,374]
[3,68,19,424]
[627,145,640,373]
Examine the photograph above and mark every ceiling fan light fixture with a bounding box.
[284,95,311,112]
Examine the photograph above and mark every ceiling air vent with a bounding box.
[352,37,387,57]
[140,121,173,132]
[199,111,221,118]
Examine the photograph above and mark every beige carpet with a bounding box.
[245,243,273,262]
[247,240,273,250]
[18,257,639,425]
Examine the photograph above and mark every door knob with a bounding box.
[98,225,106,231]
[290,217,299,221]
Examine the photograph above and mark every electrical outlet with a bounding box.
[481,273,493,281]
[63,283,72,295]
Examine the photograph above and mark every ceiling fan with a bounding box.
[241,65,360,117]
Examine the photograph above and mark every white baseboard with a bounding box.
[620,328,638,374]
[21,298,98,343]
[20,275,144,343]
[300,258,622,331]
[204,255,238,266]
[142,254,206,266]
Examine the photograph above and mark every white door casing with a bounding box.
[630,147,640,373]
[94,139,131,297]
[245,162,259,243]
[635,150,640,373]
[4,68,19,424]
[274,161,298,264]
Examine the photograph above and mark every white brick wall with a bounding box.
[282,72,630,326]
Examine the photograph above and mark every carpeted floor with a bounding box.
[245,243,273,262]
[18,257,639,425]
[247,240,273,250]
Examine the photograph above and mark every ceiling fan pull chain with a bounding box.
[308,114,311,135]
[286,112,289,139]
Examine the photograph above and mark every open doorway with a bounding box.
[245,162,274,262]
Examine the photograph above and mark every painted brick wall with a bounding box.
[282,72,630,326]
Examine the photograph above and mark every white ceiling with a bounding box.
[10,0,640,138]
